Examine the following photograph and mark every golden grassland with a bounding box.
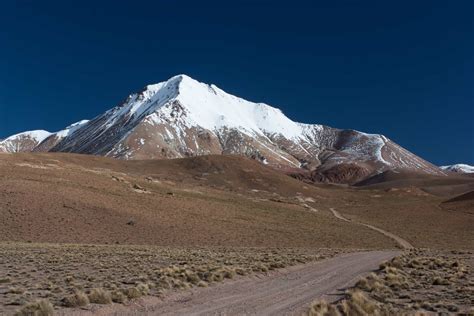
[0,242,345,315]
[307,249,474,315]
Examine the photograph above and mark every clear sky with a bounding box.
[0,0,472,165]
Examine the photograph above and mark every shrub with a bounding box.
[111,290,127,303]
[88,288,112,304]
[0,277,11,284]
[340,290,379,315]
[8,287,25,294]
[223,269,236,279]
[63,290,89,307]
[14,299,54,316]
[124,287,142,299]
[136,283,149,295]
[185,271,201,285]
[306,300,340,316]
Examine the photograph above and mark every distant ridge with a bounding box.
[441,164,474,174]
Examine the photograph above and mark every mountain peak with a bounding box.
[2,75,445,182]
[145,74,202,93]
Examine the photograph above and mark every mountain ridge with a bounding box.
[441,164,474,174]
[0,74,445,183]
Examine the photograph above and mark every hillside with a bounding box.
[0,152,471,250]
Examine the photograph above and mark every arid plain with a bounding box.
[0,152,473,315]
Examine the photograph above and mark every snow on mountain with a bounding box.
[32,120,90,152]
[0,121,90,153]
[55,120,90,138]
[0,130,52,153]
[157,75,305,138]
[440,164,474,174]
[1,74,446,183]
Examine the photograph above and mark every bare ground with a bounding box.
[1,153,472,249]
[1,153,473,314]
[329,208,414,249]
[62,251,399,316]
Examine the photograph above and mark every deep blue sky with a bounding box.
[0,0,472,165]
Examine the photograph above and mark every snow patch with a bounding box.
[440,164,474,173]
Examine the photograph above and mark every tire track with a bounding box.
[329,208,414,249]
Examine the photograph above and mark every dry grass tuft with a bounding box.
[307,300,341,316]
[62,290,89,307]
[340,290,381,315]
[0,277,11,284]
[8,287,26,294]
[111,290,127,303]
[306,249,473,315]
[0,243,341,314]
[87,288,112,304]
[14,299,54,316]
[136,283,149,296]
[124,287,142,299]
[197,280,208,287]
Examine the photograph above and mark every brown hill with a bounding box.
[444,190,474,203]
[0,153,472,250]
[354,170,474,197]
[440,191,474,215]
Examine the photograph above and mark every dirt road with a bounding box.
[329,208,414,249]
[78,251,398,316]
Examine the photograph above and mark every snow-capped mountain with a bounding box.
[33,120,90,152]
[0,121,89,154]
[0,74,445,183]
[0,130,52,153]
[440,164,474,174]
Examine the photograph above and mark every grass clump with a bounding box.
[0,243,341,312]
[111,290,127,303]
[306,250,473,315]
[0,277,11,284]
[62,290,89,307]
[185,271,201,285]
[8,287,26,294]
[136,283,150,295]
[306,300,340,316]
[14,299,54,316]
[340,290,382,315]
[432,277,450,285]
[87,288,112,304]
[124,287,142,299]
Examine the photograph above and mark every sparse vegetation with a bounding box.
[87,288,112,304]
[306,249,473,315]
[0,242,342,314]
[110,290,127,303]
[14,299,54,316]
[62,290,89,307]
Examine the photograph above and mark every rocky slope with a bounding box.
[0,74,445,183]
